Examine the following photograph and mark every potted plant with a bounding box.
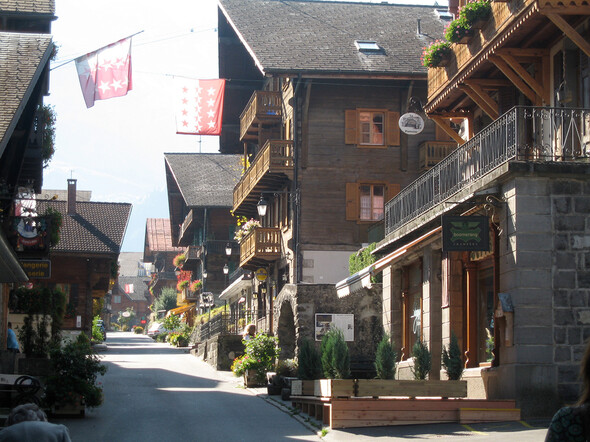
[445,17,473,44]
[44,333,107,416]
[173,253,186,269]
[231,333,280,387]
[422,40,452,68]
[190,280,202,293]
[176,279,189,292]
[442,332,464,380]
[411,340,432,380]
[459,0,492,29]
[233,219,261,242]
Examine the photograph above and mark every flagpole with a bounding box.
[50,30,145,71]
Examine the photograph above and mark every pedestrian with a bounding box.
[0,403,71,441]
[242,323,256,341]
[6,322,19,353]
[546,339,590,441]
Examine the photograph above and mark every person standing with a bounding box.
[7,322,19,353]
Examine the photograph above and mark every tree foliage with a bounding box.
[297,339,322,380]
[411,340,432,380]
[153,287,177,313]
[321,328,350,379]
[442,332,464,380]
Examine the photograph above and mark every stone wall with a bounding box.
[274,283,382,367]
[193,334,244,371]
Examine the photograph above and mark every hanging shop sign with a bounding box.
[315,313,354,342]
[20,259,51,279]
[442,215,490,252]
[8,216,51,253]
[398,112,424,135]
[255,268,268,282]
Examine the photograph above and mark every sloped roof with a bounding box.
[145,219,183,253]
[117,275,150,302]
[0,32,52,156]
[37,200,131,255]
[218,0,447,76]
[165,153,242,208]
[0,0,55,14]
[118,252,146,277]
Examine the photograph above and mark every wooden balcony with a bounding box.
[239,90,282,141]
[184,245,203,262]
[239,227,281,270]
[233,139,294,216]
[426,0,590,114]
[179,209,194,245]
[419,141,457,171]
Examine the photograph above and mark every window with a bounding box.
[345,109,400,147]
[113,295,121,304]
[359,184,384,221]
[355,40,381,52]
[346,182,400,222]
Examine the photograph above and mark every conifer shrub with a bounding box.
[442,332,464,380]
[411,340,432,380]
[375,334,397,379]
[297,339,322,380]
[321,328,350,379]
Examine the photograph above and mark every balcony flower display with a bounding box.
[173,253,186,269]
[177,279,189,292]
[459,0,492,28]
[445,17,473,44]
[190,280,202,292]
[234,219,261,242]
[422,40,452,68]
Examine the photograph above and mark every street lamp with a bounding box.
[225,243,232,256]
[202,269,208,279]
[223,263,229,275]
[257,195,269,217]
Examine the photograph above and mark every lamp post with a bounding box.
[223,263,229,287]
[225,243,232,256]
[257,195,268,217]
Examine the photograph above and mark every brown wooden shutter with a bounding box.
[345,110,357,144]
[345,182,359,220]
[386,183,401,203]
[386,111,400,146]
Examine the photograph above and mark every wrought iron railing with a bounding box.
[196,309,271,341]
[385,106,590,235]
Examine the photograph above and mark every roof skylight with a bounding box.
[355,40,381,52]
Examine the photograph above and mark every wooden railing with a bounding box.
[179,209,193,243]
[419,141,457,170]
[233,139,294,212]
[427,0,536,105]
[178,288,199,304]
[239,90,282,141]
[239,227,281,268]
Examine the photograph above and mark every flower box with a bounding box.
[244,369,263,387]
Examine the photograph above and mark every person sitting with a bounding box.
[0,403,71,441]
[6,323,19,353]
[242,323,256,341]
[546,339,590,441]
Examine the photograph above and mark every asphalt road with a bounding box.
[54,332,551,441]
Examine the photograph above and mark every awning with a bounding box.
[219,274,252,302]
[336,226,442,298]
[167,303,196,316]
[0,229,28,283]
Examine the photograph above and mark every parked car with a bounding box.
[147,322,167,337]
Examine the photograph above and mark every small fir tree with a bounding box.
[411,340,432,380]
[375,334,397,379]
[297,339,322,380]
[442,332,464,380]
[321,328,350,379]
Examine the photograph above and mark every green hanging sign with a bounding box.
[442,215,490,252]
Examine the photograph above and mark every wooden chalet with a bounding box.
[0,1,55,353]
[337,0,590,418]
[32,179,131,338]
[217,0,448,344]
[164,153,242,311]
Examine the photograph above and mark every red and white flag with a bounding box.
[124,284,134,294]
[175,78,225,135]
[75,38,133,108]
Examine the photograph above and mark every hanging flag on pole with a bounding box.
[75,37,133,108]
[175,78,225,135]
[124,284,134,294]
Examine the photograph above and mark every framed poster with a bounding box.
[315,313,354,341]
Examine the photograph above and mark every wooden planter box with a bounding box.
[290,379,315,396]
[243,369,264,388]
[356,379,467,398]
[314,379,355,398]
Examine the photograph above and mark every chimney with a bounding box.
[67,179,77,215]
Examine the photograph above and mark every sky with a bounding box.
[45,0,221,252]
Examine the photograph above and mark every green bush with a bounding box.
[321,329,350,379]
[153,287,177,312]
[349,243,381,284]
[442,332,464,380]
[92,315,105,342]
[44,333,107,409]
[231,333,280,384]
[134,326,144,334]
[155,332,168,342]
[375,334,397,379]
[411,340,432,380]
[297,339,322,380]
[276,359,298,378]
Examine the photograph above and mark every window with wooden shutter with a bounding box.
[345,110,357,144]
[386,111,400,146]
[345,182,359,220]
[386,183,400,204]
